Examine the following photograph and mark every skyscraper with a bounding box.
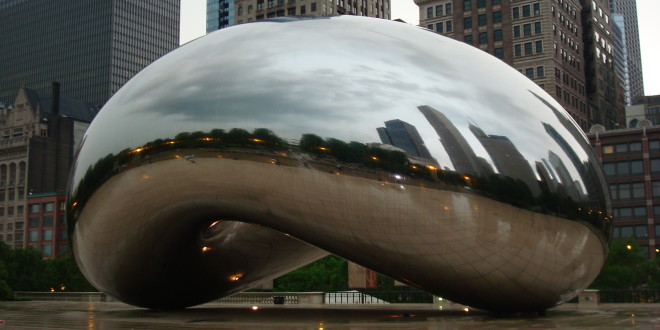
[0,0,180,106]
[206,0,390,32]
[416,0,625,131]
[609,0,644,100]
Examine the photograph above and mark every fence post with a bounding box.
[578,289,600,306]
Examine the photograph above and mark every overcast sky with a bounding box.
[180,0,659,96]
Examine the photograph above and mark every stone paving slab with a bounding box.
[0,301,659,329]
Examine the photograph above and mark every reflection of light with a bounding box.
[217,155,224,158]
[131,147,144,154]
[209,221,221,228]
[443,206,449,211]
[60,285,66,291]
[427,165,437,170]
[250,138,263,143]
[141,174,151,180]
[410,165,417,169]
[463,307,469,312]
[318,147,329,151]
[175,155,181,159]
[230,273,243,281]
[463,176,471,181]
[334,172,341,175]
[252,305,259,311]
[627,245,632,250]
[370,156,379,161]
[279,152,288,157]
[438,297,443,301]
[50,288,55,292]
[393,174,403,180]
[656,248,659,253]
[165,141,177,145]
[72,201,78,208]
[201,246,212,253]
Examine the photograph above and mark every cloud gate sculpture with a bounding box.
[67,16,611,312]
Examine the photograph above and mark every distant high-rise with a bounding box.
[609,0,644,100]
[0,0,180,106]
[415,0,625,131]
[377,119,433,160]
[206,0,390,32]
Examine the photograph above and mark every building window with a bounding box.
[300,5,306,14]
[524,42,532,55]
[30,204,40,214]
[522,5,530,17]
[478,14,487,26]
[635,225,648,239]
[311,2,316,11]
[492,0,500,4]
[523,23,531,36]
[287,7,295,15]
[536,66,544,76]
[525,68,534,78]
[43,245,53,257]
[614,206,646,220]
[603,160,643,177]
[494,29,503,41]
[463,0,471,11]
[650,140,660,152]
[464,34,473,44]
[428,24,434,30]
[513,7,519,19]
[29,230,38,242]
[43,229,53,241]
[533,3,540,15]
[464,17,472,29]
[478,0,486,8]
[494,47,503,58]
[479,32,487,44]
[446,20,453,32]
[435,5,443,16]
[29,217,39,228]
[514,25,521,38]
[436,22,443,33]
[534,22,542,34]
[493,11,501,23]
[535,40,543,53]
[427,7,433,18]
[59,229,68,241]
[446,3,452,14]
[43,216,54,227]
[515,44,521,56]
[44,202,54,212]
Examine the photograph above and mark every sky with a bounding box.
[180,0,659,96]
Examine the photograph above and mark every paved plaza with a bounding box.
[0,301,659,329]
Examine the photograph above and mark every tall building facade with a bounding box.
[589,125,660,259]
[609,0,644,100]
[0,85,98,254]
[416,0,625,132]
[207,0,390,31]
[0,0,180,106]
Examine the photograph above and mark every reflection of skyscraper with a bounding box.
[377,119,433,160]
[470,125,541,196]
[418,105,490,176]
[548,151,583,201]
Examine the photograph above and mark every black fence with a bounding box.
[598,289,660,303]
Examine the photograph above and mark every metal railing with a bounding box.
[325,291,433,304]
[598,289,660,303]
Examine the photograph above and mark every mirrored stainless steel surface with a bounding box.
[68,16,611,312]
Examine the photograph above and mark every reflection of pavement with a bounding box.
[0,301,658,328]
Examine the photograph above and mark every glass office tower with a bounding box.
[0,0,180,106]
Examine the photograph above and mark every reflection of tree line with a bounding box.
[68,128,610,234]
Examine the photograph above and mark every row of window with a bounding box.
[462,0,500,12]
[602,141,643,155]
[513,21,542,38]
[609,182,645,201]
[612,225,657,240]
[464,29,502,45]
[426,2,452,19]
[522,66,545,79]
[28,229,67,242]
[0,222,23,231]
[0,205,23,217]
[603,160,644,177]
[514,40,543,57]
[430,20,453,33]
[512,3,540,19]
[463,11,502,29]
[29,243,69,257]
[29,215,66,228]
[613,206,647,220]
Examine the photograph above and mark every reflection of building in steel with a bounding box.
[377,119,433,160]
[548,151,583,201]
[418,105,491,176]
[470,125,541,196]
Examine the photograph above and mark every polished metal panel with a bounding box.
[68,16,611,312]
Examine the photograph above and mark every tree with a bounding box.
[274,255,348,292]
[590,239,650,289]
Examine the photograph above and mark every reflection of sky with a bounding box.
[73,16,593,193]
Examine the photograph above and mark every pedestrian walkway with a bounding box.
[0,301,658,329]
